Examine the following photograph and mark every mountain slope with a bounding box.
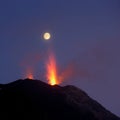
[0,79,119,120]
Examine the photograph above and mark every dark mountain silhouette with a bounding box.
[0,79,119,120]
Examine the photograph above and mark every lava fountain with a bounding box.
[26,68,34,80]
[46,52,58,85]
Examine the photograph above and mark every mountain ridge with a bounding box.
[0,79,119,120]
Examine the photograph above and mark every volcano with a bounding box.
[0,79,119,120]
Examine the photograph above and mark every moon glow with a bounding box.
[43,32,51,40]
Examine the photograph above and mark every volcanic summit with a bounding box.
[0,79,119,120]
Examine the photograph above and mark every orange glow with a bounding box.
[27,74,33,79]
[26,69,33,80]
[46,52,58,85]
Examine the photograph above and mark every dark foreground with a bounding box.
[0,79,119,120]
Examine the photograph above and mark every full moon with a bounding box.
[43,32,51,40]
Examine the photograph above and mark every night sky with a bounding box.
[0,0,120,116]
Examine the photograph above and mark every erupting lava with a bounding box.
[46,52,58,85]
[27,74,33,79]
[26,69,33,79]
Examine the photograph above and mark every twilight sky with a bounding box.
[0,0,120,116]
